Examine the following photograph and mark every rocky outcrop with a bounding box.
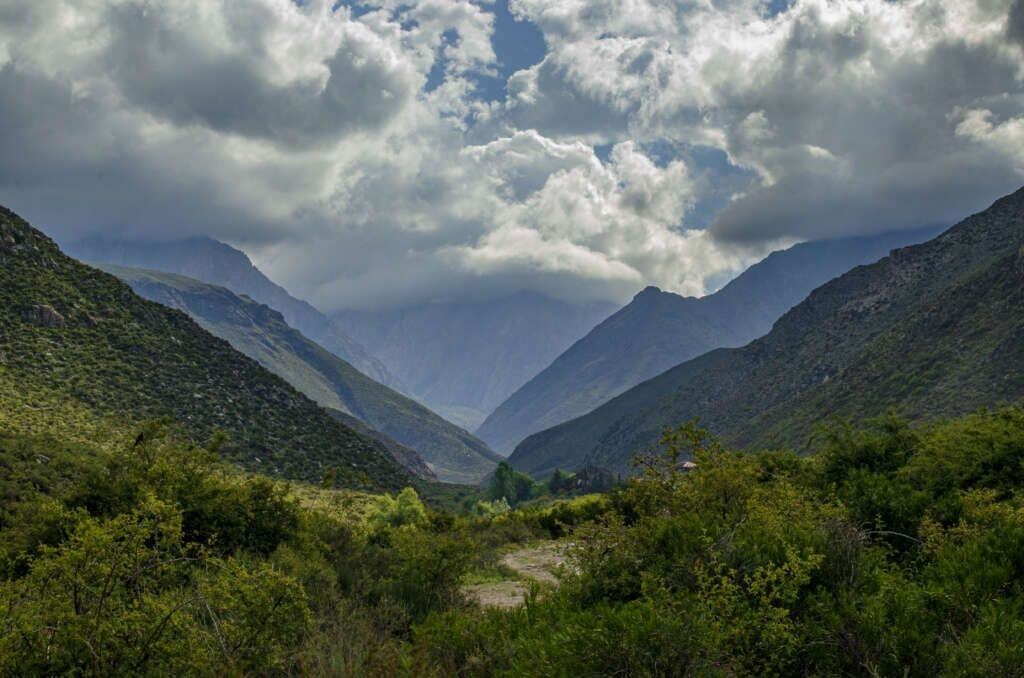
[0,232,19,264]
[21,304,65,328]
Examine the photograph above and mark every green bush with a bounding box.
[370,528,475,625]
[0,425,318,674]
[0,500,310,675]
[370,487,430,529]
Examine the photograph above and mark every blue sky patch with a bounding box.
[476,0,546,101]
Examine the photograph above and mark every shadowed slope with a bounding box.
[510,188,1024,477]
[479,228,939,453]
[101,265,501,484]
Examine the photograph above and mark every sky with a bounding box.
[1,0,1023,310]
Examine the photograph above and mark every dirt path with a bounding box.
[462,542,567,609]
[499,542,564,585]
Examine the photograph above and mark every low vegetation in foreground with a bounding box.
[4,408,1024,675]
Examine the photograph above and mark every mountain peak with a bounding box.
[61,234,398,388]
[634,285,663,299]
[0,207,60,263]
[479,226,941,461]
[100,264,502,483]
[507,184,1024,477]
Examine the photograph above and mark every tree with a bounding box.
[488,462,541,506]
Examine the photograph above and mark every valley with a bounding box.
[332,292,616,431]
[478,227,940,453]
[3,149,1023,678]
[5,2,1024,673]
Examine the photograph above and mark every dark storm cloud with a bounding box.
[1009,0,1024,46]
[708,34,1024,243]
[710,157,1022,245]
[103,3,417,149]
[0,63,321,244]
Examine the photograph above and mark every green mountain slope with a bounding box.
[0,206,414,489]
[64,236,399,390]
[478,229,938,453]
[510,187,1024,477]
[100,265,499,484]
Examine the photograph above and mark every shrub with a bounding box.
[369,487,430,530]
[0,500,310,675]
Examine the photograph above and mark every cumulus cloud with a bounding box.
[0,0,1022,311]
[253,130,764,309]
[446,134,754,299]
[508,0,1024,242]
[956,107,1024,169]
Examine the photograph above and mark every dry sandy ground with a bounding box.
[462,542,567,609]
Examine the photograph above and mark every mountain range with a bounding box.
[477,228,940,453]
[100,264,500,484]
[64,236,397,389]
[0,206,420,489]
[509,188,1024,478]
[333,293,617,430]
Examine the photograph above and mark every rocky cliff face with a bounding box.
[20,304,64,328]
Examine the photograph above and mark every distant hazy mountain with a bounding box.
[1,206,414,489]
[478,228,940,453]
[101,265,501,484]
[332,292,617,431]
[64,237,395,389]
[509,188,1024,478]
